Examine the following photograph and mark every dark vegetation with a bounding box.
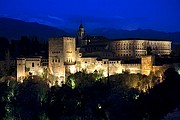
[0,68,180,120]
[0,36,48,60]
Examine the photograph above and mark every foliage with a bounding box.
[0,76,49,120]
[0,69,179,119]
[109,73,154,92]
[66,71,104,89]
[135,68,180,120]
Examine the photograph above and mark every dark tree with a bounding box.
[136,68,180,120]
[14,76,49,119]
[0,37,9,60]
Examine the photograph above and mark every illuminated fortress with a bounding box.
[17,24,172,85]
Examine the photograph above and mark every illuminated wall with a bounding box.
[141,55,154,75]
[122,64,141,74]
[17,58,26,82]
[109,39,171,59]
[49,37,76,84]
[16,36,171,84]
[25,57,42,75]
[76,57,124,76]
[16,57,43,82]
[64,37,76,65]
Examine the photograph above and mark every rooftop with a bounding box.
[111,38,171,41]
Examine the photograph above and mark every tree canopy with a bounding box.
[0,68,180,119]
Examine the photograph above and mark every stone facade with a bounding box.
[109,39,171,59]
[141,55,154,75]
[16,56,46,82]
[75,57,123,76]
[48,37,76,84]
[16,24,172,84]
[16,38,169,84]
[48,35,171,84]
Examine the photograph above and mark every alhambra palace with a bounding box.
[17,24,173,85]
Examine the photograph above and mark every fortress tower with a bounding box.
[141,55,155,75]
[48,37,76,84]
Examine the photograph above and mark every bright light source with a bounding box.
[178,70,180,75]
[98,104,102,109]
[134,95,139,100]
[103,71,108,77]
[70,65,76,74]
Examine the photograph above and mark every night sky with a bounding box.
[0,0,180,32]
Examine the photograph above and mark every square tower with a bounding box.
[141,55,154,75]
[17,58,26,82]
[48,37,76,84]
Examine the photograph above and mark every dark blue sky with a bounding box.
[0,0,180,32]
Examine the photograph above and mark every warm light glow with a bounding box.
[70,65,76,74]
[128,68,141,74]
[116,69,122,74]
[38,69,43,75]
[103,71,108,77]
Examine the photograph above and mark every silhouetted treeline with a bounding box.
[134,68,180,120]
[0,36,48,60]
[0,68,180,119]
[0,37,9,60]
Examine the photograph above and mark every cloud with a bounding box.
[17,15,67,28]
[47,15,64,23]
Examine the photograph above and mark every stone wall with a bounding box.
[17,58,26,82]
[16,57,44,82]
[17,36,172,84]
[141,55,154,76]
[48,37,76,84]
[109,39,171,59]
